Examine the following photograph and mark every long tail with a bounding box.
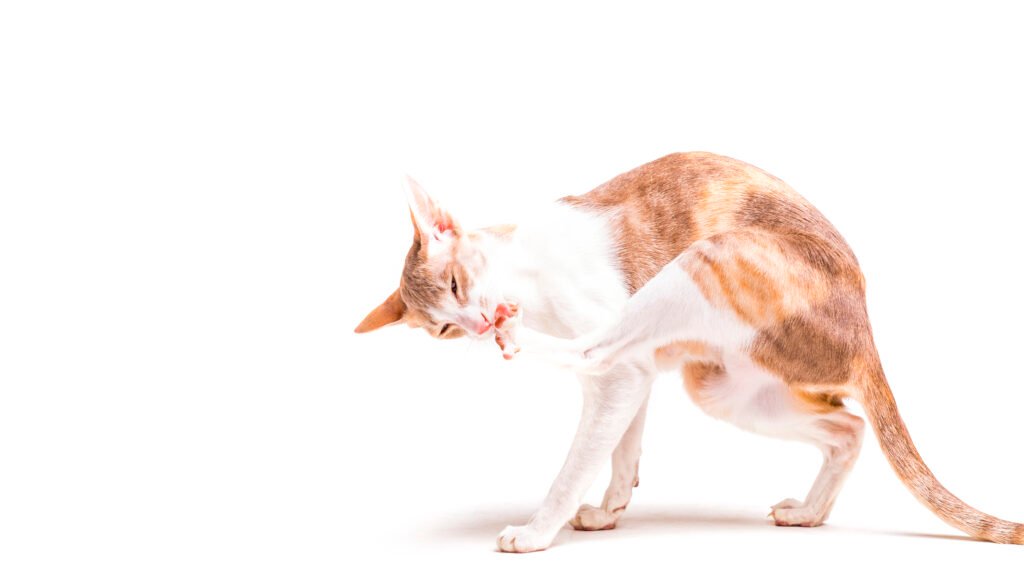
[857,358,1024,544]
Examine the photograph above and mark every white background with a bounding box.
[2,1,1023,574]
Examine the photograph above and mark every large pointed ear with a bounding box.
[354,289,407,333]
[404,175,461,243]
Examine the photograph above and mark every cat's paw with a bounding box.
[494,302,517,325]
[496,524,551,553]
[494,331,520,360]
[493,303,521,360]
[769,498,825,527]
[569,503,618,531]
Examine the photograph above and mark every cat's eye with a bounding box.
[450,275,458,297]
[439,323,452,336]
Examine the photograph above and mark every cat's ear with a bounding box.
[404,175,461,243]
[354,289,407,333]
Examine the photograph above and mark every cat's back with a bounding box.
[560,152,858,293]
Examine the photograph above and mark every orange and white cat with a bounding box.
[355,152,1023,552]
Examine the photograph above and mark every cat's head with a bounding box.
[354,177,507,340]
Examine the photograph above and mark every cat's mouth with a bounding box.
[473,313,493,335]
[463,304,516,338]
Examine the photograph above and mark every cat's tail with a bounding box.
[856,356,1024,544]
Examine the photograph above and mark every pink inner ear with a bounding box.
[434,211,455,234]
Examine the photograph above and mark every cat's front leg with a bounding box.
[496,361,655,552]
[570,393,650,531]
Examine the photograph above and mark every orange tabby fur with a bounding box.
[357,152,1022,547]
[563,152,1023,544]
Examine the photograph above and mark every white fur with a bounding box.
[484,208,866,551]
[487,203,631,337]
[576,252,757,366]
[468,204,648,552]
[388,183,866,550]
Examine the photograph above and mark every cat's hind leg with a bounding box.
[571,241,760,372]
[767,404,864,527]
[681,354,865,528]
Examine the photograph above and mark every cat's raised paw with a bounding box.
[493,302,518,326]
[494,332,520,360]
[496,524,550,553]
[492,302,521,360]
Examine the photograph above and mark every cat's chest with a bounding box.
[506,205,630,338]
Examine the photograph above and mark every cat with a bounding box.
[354,152,1023,552]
